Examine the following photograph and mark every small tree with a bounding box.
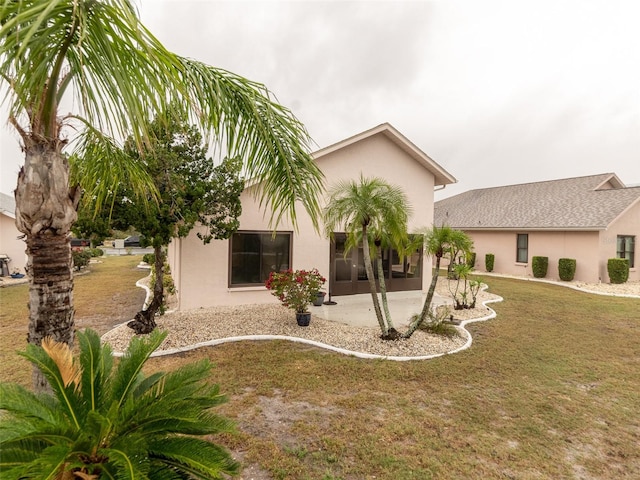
[403,225,473,338]
[324,176,411,339]
[79,109,245,334]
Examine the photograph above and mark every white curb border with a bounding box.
[479,272,640,299]
[108,272,635,361]
[108,278,505,362]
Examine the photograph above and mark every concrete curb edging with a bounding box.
[479,272,640,299]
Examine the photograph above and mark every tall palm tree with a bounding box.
[323,176,410,338]
[403,225,473,338]
[0,0,323,387]
[0,329,239,479]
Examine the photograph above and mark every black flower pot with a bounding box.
[312,291,326,306]
[296,312,311,326]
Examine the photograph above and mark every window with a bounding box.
[230,232,291,286]
[617,235,635,268]
[516,234,528,263]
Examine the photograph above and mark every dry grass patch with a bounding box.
[0,254,147,386]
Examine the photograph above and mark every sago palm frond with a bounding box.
[41,337,81,390]
[0,329,239,479]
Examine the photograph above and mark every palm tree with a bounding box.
[323,176,410,338]
[403,225,473,338]
[0,0,323,387]
[0,329,239,479]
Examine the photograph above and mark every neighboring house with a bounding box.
[167,123,456,311]
[434,173,640,283]
[0,192,26,276]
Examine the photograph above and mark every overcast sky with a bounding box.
[1,0,638,200]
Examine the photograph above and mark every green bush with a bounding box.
[72,250,92,270]
[485,253,495,272]
[532,256,548,278]
[89,247,103,257]
[143,253,155,265]
[607,258,629,284]
[558,258,576,281]
[467,252,477,269]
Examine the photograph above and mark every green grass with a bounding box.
[2,267,639,478]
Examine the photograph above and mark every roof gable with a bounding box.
[313,123,456,187]
[435,173,640,230]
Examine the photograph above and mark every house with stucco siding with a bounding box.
[434,173,639,283]
[0,192,26,277]
[167,123,456,311]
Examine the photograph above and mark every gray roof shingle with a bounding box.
[434,173,640,230]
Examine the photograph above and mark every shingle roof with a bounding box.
[0,192,16,219]
[434,173,640,230]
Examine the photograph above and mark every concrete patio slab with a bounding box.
[310,291,451,328]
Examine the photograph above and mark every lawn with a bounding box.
[1,258,638,479]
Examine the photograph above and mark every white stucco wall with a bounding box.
[466,230,602,283]
[0,212,26,275]
[169,130,442,311]
[600,200,640,282]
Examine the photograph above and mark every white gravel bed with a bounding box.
[101,302,471,358]
[102,276,635,359]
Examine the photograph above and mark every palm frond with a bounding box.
[1,0,323,227]
[77,329,113,415]
[41,337,81,390]
[148,436,240,478]
[108,329,167,410]
[19,344,82,429]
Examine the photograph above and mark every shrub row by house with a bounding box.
[532,256,548,278]
[607,258,629,284]
[485,253,494,272]
[558,258,576,281]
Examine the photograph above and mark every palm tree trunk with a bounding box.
[361,226,387,335]
[128,245,163,334]
[15,141,80,390]
[375,246,398,339]
[403,255,442,338]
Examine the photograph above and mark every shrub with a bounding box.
[143,253,155,264]
[532,256,548,278]
[89,247,103,257]
[265,268,326,313]
[466,252,477,269]
[0,330,239,478]
[485,253,495,272]
[72,250,92,270]
[558,258,576,281]
[607,258,629,284]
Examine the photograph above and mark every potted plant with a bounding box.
[313,291,326,306]
[265,268,326,326]
[10,268,25,279]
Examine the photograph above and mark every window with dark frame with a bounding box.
[516,233,528,263]
[617,235,635,268]
[229,231,291,286]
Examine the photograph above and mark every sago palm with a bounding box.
[0,0,323,388]
[0,329,239,479]
[324,176,410,337]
